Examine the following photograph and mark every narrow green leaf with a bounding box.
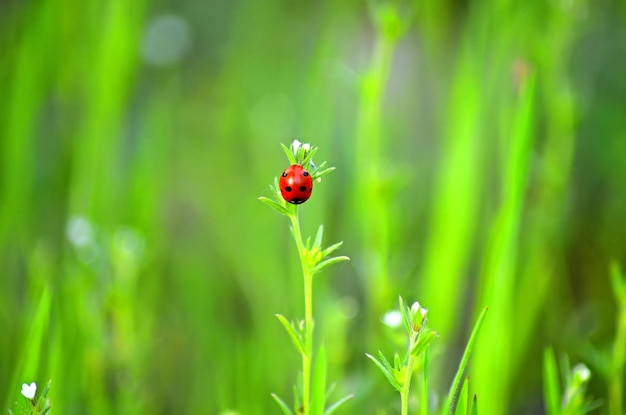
[470,395,478,415]
[412,329,437,357]
[377,350,396,374]
[558,354,571,397]
[36,380,52,410]
[314,225,324,249]
[366,353,402,391]
[272,393,295,415]
[453,377,469,415]
[39,380,51,398]
[393,352,403,374]
[302,146,319,167]
[325,382,337,400]
[609,262,626,415]
[281,143,297,165]
[311,166,336,180]
[6,286,51,408]
[399,296,412,336]
[610,261,626,302]
[321,241,344,257]
[325,395,354,415]
[275,314,305,356]
[446,307,489,414]
[542,347,560,415]
[311,256,350,275]
[311,346,327,415]
[259,196,289,216]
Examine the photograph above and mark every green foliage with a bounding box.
[10,381,51,415]
[1,0,626,413]
[445,308,489,414]
[367,298,437,414]
[609,263,626,415]
[542,349,600,415]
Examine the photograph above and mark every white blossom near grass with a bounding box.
[11,380,51,415]
[21,382,36,400]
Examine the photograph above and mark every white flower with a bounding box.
[410,302,427,319]
[302,143,311,152]
[573,363,591,382]
[291,139,302,154]
[382,310,402,328]
[21,382,36,400]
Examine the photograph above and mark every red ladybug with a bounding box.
[279,164,313,204]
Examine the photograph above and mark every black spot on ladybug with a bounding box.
[282,172,288,177]
[303,171,309,176]
[285,186,292,192]
[299,186,307,192]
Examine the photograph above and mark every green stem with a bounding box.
[610,297,626,415]
[289,208,313,415]
[401,334,418,415]
[421,347,430,415]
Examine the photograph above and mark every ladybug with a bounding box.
[279,164,313,204]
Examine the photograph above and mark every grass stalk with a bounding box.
[422,347,430,415]
[354,3,409,315]
[289,208,313,415]
[609,263,626,415]
[401,335,418,415]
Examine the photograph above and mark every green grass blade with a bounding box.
[445,307,488,414]
[542,347,560,415]
[453,377,469,415]
[470,395,478,415]
[311,345,327,415]
[609,262,626,415]
[5,286,51,408]
[272,393,295,415]
[422,347,430,415]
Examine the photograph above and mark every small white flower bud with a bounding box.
[291,139,302,154]
[410,302,421,315]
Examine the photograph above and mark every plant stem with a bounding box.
[289,208,313,415]
[401,334,418,415]
[421,347,429,415]
[610,292,626,415]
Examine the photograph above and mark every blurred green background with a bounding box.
[1,0,626,413]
